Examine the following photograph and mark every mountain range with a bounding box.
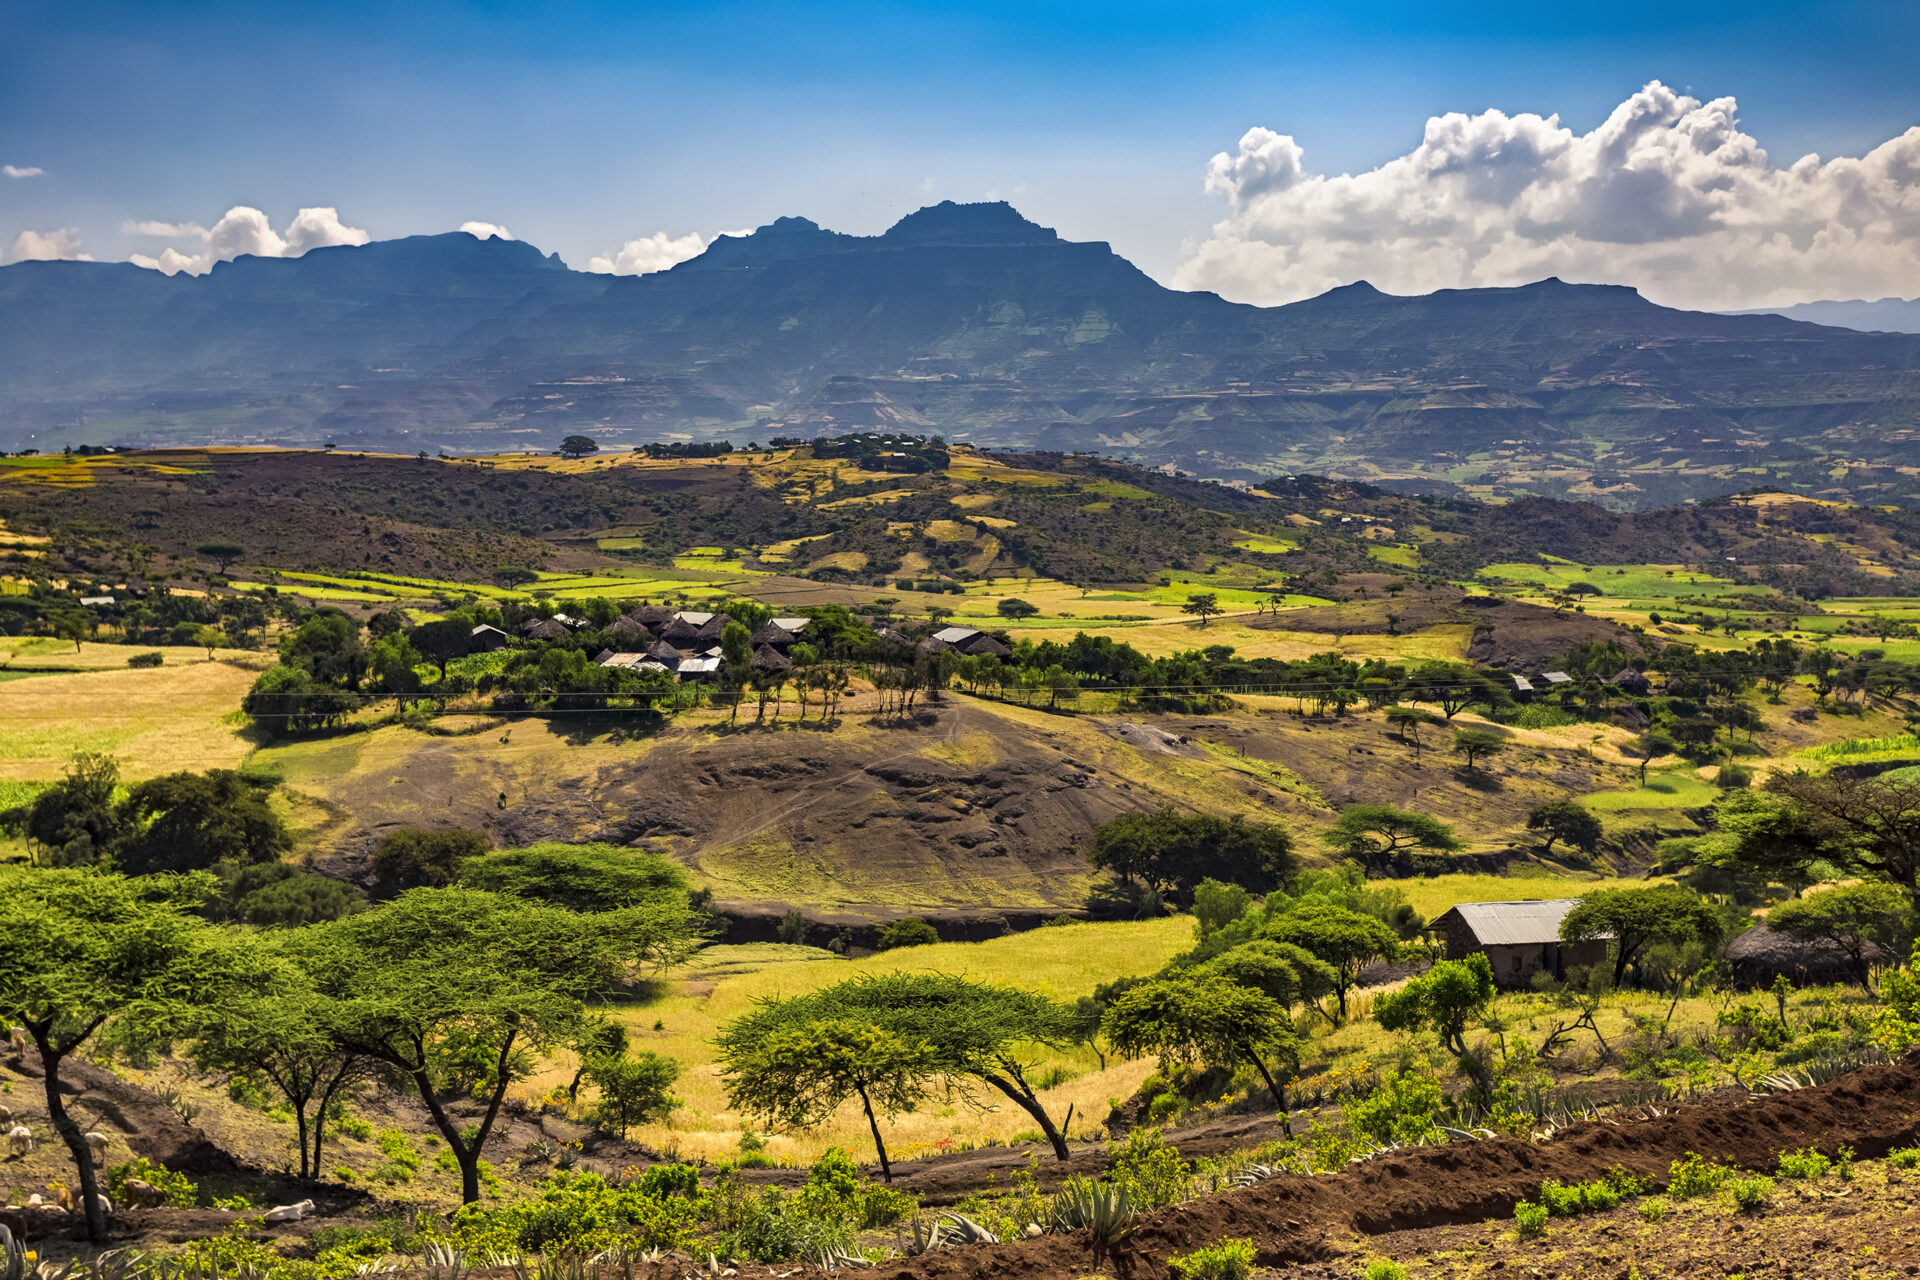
[1733,297,1920,335]
[5,200,1920,509]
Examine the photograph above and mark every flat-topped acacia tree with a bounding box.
[0,869,248,1242]
[297,888,663,1203]
[721,972,1081,1162]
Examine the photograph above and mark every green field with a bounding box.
[1478,561,1750,599]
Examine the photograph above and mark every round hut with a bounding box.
[1725,923,1889,987]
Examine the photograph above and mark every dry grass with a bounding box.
[522,920,1191,1164]
[0,658,258,781]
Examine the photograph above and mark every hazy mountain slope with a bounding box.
[4,202,1920,506]
[1733,298,1920,334]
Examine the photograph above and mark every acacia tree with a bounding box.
[1765,771,1920,911]
[300,888,661,1203]
[778,973,1082,1161]
[1260,903,1402,1022]
[1199,940,1339,1011]
[1103,976,1298,1110]
[1321,805,1461,860]
[1375,954,1499,1097]
[185,944,375,1180]
[584,1050,681,1139]
[195,541,245,573]
[0,869,246,1242]
[1453,728,1508,771]
[1385,706,1442,761]
[1181,593,1223,627]
[717,1016,941,1181]
[1560,886,1725,985]
[1526,801,1604,857]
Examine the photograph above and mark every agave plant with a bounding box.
[808,1243,871,1271]
[1047,1178,1134,1264]
[420,1242,467,1280]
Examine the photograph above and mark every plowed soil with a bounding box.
[866,1050,1920,1279]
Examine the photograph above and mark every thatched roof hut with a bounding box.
[604,615,651,641]
[521,618,569,642]
[1725,923,1888,987]
[752,644,793,672]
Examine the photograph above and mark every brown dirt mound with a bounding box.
[869,1051,1920,1279]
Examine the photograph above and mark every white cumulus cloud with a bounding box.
[8,227,90,262]
[460,221,513,240]
[588,230,717,275]
[127,205,370,275]
[3,164,44,179]
[1176,81,1920,311]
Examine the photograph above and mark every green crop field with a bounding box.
[1477,562,1751,598]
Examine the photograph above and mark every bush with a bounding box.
[370,827,489,896]
[107,1157,197,1208]
[128,652,165,669]
[1727,1175,1774,1212]
[1888,1146,1920,1170]
[1777,1147,1831,1180]
[876,916,940,950]
[1167,1237,1258,1280]
[1107,1127,1193,1211]
[1360,1263,1409,1280]
[1513,1201,1548,1238]
[1668,1152,1735,1199]
[333,1114,373,1142]
[1638,1198,1667,1223]
[1345,1069,1444,1147]
[1538,1177,1622,1216]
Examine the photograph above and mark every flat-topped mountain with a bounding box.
[4,201,1919,507]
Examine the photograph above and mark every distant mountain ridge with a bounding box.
[1730,297,1920,334]
[3,200,1920,508]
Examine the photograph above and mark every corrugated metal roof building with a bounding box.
[1432,899,1610,988]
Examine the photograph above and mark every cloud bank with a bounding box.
[3,164,43,179]
[588,230,716,275]
[7,228,90,262]
[127,205,370,275]
[460,221,513,240]
[1175,81,1920,311]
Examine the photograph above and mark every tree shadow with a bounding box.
[1455,766,1505,793]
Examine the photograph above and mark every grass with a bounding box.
[0,655,258,782]
[1477,562,1747,600]
[1580,770,1720,814]
[523,920,1192,1163]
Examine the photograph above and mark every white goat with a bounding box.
[262,1199,315,1223]
[5,1125,33,1156]
[83,1132,109,1163]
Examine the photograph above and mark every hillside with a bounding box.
[6,203,1920,506]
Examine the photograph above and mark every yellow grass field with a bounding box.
[0,655,259,781]
[524,919,1193,1163]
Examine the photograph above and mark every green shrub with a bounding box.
[1167,1237,1258,1280]
[1776,1148,1830,1180]
[1889,1146,1920,1170]
[1638,1199,1667,1224]
[876,917,940,950]
[1345,1068,1444,1147]
[1836,1144,1856,1181]
[1107,1128,1193,1211]
[1727,1175,1774,1213]
[376,1127,422,1172]
[1668,1152,1735,1199]
[128,652,165,669]
[106,1157,197,1208]
[1538,1177,1622,1216]
[333,1114,373,1142]
[1360,1262,1409,1280]
[1513,1201,1549,1238]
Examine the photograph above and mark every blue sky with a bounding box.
[2,0,1917,303]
